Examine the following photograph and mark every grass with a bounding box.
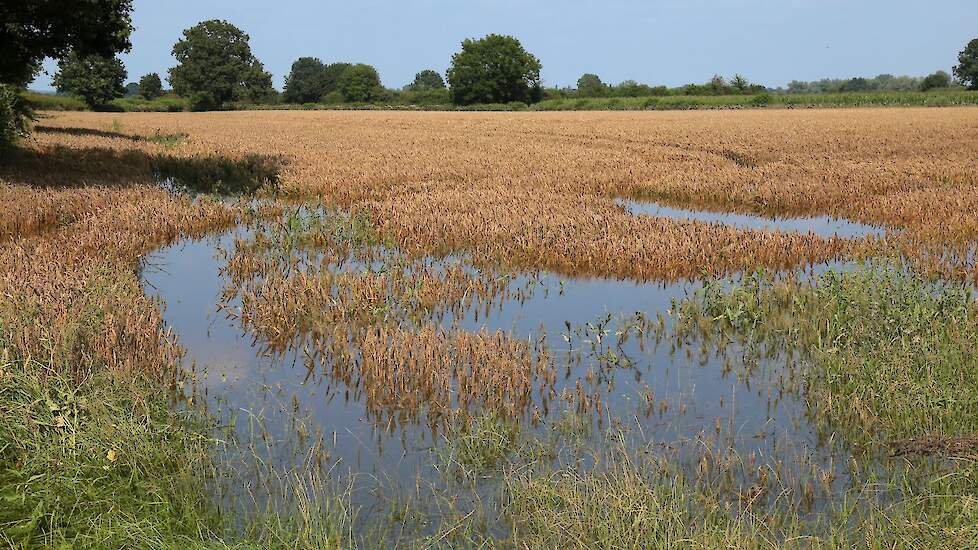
[682,261,978,446]
[0,345,220,548]
[21,91,87,112]
[505,453,754,549]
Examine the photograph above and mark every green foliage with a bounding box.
[954,38,978,90]
[138,73,163,99]
[406,69,445,91]
[21,91,88,111]
[692,262,978,444]
[52,53,127,108]
[576,73,606,97]
[920,71,952,91]
[446,34,542,105]
[168,20,274,109]
[0,84,34,149]
[0,0,133,86]
[337,63,382,102]
[124,82,139,97]
[0,350,219,548]
[731,73,749,91]
[322,63,352,95]
[506,454,748,548]
[533,90,978,111]
[187,91,217,112]
[320,91,345,105]
[110,94,187,112]
[787,73,932,94]
[283,57,329,103]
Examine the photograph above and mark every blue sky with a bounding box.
[31,0,978,91]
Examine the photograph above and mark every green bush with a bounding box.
[751,92,773,106]
[320,91,345,105]
[0,85,33,148]
[189,91,218,112]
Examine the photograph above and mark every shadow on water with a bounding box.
[141,211,875,530]
[617,198,888,239]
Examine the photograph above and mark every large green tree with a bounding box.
[954,38,978,90]
[138,73,163,99]
[407,70,446,91]
[168,20,274,109]
[337,64,382,102]
[446,34,542,105]
[576,73,605,96]
[53,53,127,108]
[283,57,328,103]
[322,63,351,96]
[0,0,133,87]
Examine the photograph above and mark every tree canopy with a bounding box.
[954,38,978,90]
[139,73,163,99]
[284,57,328,103]
[0,0,133,86]
[168,20,274,109]
[576,74,605,96]
[337,64,383,102]
[53,53,127,107]
[408,70,446,91]
[920,70,952,91]
[446,34,542,105]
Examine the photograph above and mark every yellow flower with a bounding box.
[106,449,118,462]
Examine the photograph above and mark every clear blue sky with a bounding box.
[30,0,978,91]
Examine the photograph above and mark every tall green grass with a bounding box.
[21,91,87,112]
[0,348,220,548]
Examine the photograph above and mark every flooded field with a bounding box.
[139,206,911,539]
[5,108,978,547]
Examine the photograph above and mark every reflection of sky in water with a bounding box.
[141,226,860,516]
[618,199,887,239]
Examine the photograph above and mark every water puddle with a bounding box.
[141,212,871,529]
[618,199,887,239]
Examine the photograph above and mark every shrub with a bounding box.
[321,91,345,105]
[751,92,773,106]
[189,91,219,112]
[0,85,33,148]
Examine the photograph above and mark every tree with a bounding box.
[731,74,749,92]
[139,73,163,99]
[337,64,382,102]
[53,53,127,107]
[576,73,605,97]
[322,63,352,96]
[446,34,542,105]
[708,74,728,93]
[840,77,869,92]
[0,0,133,87]
[284,57,328,103]
[408,70,446,91]
[124,82,140,97]
[954,39,978,90]
[920,70,952,92]
[168,20,274,109]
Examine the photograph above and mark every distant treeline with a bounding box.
[18,15,978,113]
[784,72,955,94]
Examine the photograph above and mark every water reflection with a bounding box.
[618,199,887,239]
[141,218,862,523]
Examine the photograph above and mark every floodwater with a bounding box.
[140,208,874,532]
[618,199,888,239]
